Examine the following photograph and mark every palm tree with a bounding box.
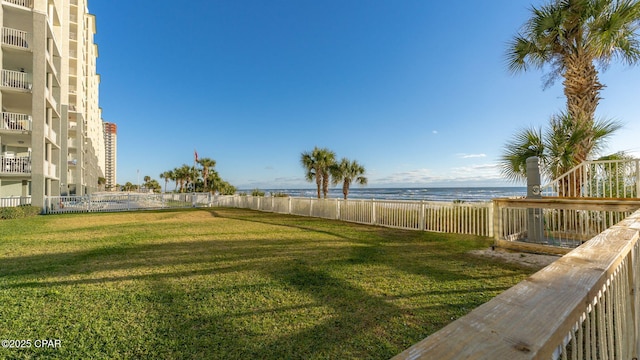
[197,157,216,192]
[500,112,622,192]
[173,165,192,193]
[97,177,106,192]
[507,0,640,129]
[300,147,336,199]
[159,170,174,193]
[331,158,368,199]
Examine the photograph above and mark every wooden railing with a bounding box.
[213,195,494,237]
[393,209,640,359]
[493,197,640,252]
[542,158,640,198]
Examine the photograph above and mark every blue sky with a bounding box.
[91,0,640,189]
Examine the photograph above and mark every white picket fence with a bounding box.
[43,193,213,214]
[214,195,493,237]
[0,196,30,207]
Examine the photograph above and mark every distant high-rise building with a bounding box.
[103,122,116,190]
[0,0,104,206]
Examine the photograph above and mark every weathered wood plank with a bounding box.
[393,219,640,360]
[495,239,572,256]
[493,197,640,212]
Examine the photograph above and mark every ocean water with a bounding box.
[248,187,526,202]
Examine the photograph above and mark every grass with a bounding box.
[0,208,538,359]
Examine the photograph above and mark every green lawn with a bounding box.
[0,208,537,359]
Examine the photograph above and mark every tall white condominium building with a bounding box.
[103,121,115,190]
[0,0,105,207]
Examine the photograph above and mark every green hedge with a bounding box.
[0,206,42,220]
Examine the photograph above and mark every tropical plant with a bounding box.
[122,182,137,192]
[159,170,174,193]
[163,154,235,194]
[197,157,217,192]
[300,147,336,199]
[500,112,622,186]
[507,0,640,128]
[590,152,636,197]
[251,189,265,197]
[173,165,192,193]
[331,158,368,199]
[217,181,236,195]
[97,177,106,191]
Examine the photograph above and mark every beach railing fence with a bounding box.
[542,158,640,198]
[493,197,640,253]
[43,193,213,214]
[393,208,640,359]
[213,195,494,237]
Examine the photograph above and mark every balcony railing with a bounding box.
[2,27,30,49]
[2,0,33,8]
[1,155,31,174]
[1,69,32,91]
[45,87,59,114]
[1,112,32,131]
[44,122,58,144]
[543,158,640,198]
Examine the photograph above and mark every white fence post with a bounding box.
[371,199,377,225]
[636,159,640,198]
[419,201,426,231]
[488,202,494,238]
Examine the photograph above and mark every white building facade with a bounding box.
[0,0,104,206]
[103,121,115,190]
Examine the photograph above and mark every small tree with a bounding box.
[331,158,368,199]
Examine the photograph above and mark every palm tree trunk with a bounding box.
[343,180,350,200]
[322,172,330,199]
[315,176,321,199]
[563,54,603,127]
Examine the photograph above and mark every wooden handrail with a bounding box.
[393,210,640,359]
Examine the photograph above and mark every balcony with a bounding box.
[2,27,30,50]
[1,112,32,131]
[1,154,31,174]
[44,160,57,178]
[1,69,32,91]
[44,122,58,144]
[2,0,33,8]
[45,87,59,114]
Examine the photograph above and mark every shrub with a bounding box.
[270,192,290,197]
[251,189,265,197]
[0,206,42,220]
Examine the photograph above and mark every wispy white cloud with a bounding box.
[371,163,511,187]
[457,153,487,159]
[432,130,438,134]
